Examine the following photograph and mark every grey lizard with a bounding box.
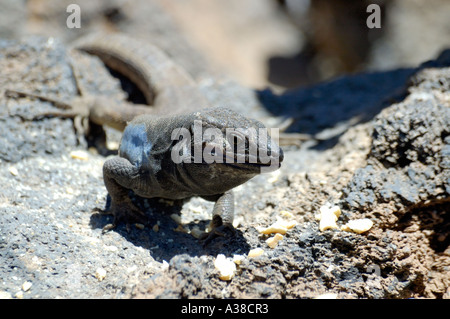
[103,107,283,242]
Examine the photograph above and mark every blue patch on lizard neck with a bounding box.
[119,123,152,168]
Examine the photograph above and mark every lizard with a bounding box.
[104,107,283,243]
[4,33,285,243]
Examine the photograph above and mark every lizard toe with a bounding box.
[200,224,235,247]
[101,201,148,232]
[101,222,117,234]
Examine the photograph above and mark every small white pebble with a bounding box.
[95,268,107,281]
[15,291,24,299]
[0,291,13,299]
[279,210,294,219]
[318,205,341,231]
[232,254,245,265]
[319,213,338,231]
[22,281,32,292]
[106,141,120,150]
[279,216,298,229]
[104,245,118,252]
[9,166,19,176]
[258,216,297,235]
[127,265,138,273]
[266,233,284,249]
[341,218,373,234]
[258,222,287,235]
[248,248,264,258]
[268,170,281,183]
[232,216,243,228]
[214,254,236,281]
[70,150,89,160]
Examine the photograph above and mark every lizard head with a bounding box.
[121,108,284,197]
[171,107,284,178]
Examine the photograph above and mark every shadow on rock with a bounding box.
[257,49,450,149]
[89,195,251,261]
[257,68,415,139]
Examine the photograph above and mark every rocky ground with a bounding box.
[0,32,448,300]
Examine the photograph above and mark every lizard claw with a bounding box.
[101,223,117,234]
[101,221,140,234]
[200,224,235,247]
[95,201,148,233]
[92,208,117,233]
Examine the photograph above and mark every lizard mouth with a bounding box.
[226,147,284,165]
[222,147,284,171]
[224,161,281,175]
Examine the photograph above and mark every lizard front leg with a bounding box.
[201,191,236,245]
[101,157,148,232]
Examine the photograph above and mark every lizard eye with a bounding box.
[227,131,245,144]
[227,131,248,154]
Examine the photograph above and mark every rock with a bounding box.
[342,64,450,227]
